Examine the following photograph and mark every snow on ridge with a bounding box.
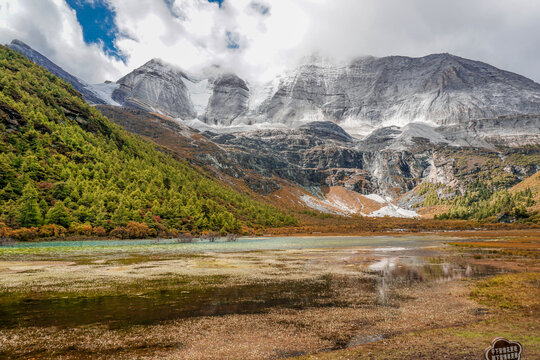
[300,195,338,214]
[368,204,418,218]
[88,82,120,106]
[364,194,387,203]
[183,118,291,134]
[183,78,212,116]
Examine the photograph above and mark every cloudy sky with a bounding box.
[1,0,539,84]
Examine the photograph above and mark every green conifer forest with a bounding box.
[0,45,296,239]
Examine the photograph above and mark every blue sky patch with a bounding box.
[65,0,125,61]
[208,0,224,8]
[250,2,270,15]
[226,31,240,49]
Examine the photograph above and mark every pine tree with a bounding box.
[46,200,71,228]
[17,183,42,227]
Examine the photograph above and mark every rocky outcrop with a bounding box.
[438,114,540,147]
[203,74,249,125]
[8,40,106,105]
[204,119,540,199]
[112,59,196,119]
[204,121,426,197]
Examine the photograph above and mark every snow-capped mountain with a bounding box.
[202,73,249,126]
[109,53,540,138]
[11,39,540,138]
[249,54,540,132]
[8,39,107,105]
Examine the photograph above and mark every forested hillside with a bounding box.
[0,46,295,239]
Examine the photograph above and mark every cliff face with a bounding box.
[203,120,540,199]
[103,53,540,135]
[203,74,250,126]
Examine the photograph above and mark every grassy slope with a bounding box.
[511,170,540,212]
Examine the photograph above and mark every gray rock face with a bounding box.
[438,114,540,147]
[203,74,249,125]
[253,54,540,130]
[205,121,422,196]
[8,39,106,105]
[112,59,196,119]
[204,119,540,198]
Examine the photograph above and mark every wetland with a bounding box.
[0,231,538,359]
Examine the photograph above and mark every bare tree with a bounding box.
[226,233,238,242]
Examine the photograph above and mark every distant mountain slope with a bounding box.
[8,39,106,105]
[0,45,295,235]
[511,170,540,212]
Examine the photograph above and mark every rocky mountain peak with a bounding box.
[9,39,32,50]
[9,39,540,141]
[202,73,250,126]
[112,58,197,119]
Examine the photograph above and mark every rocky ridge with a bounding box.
[8,39,106,105]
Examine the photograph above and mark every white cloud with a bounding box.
[1,0,540,84]
[0,0,127,83]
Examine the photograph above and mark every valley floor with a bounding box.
[0,231,538,359]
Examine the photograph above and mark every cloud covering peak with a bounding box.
[1,0,540,84]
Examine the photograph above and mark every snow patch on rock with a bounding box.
[89,82,120,106]
[183,78,211,116]
[368,204,418,218]
[364,194,387,203]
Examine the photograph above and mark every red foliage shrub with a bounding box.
[92,226,107,237]
[39,224,66,238]
[69,223,93,236]
[125,221,153,238]
[110,227,127,239]
[9,227,39,241]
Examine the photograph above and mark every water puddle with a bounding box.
[367,255,508,303]
[0,278,338,329]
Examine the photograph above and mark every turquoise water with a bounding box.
[0,235,461,256]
